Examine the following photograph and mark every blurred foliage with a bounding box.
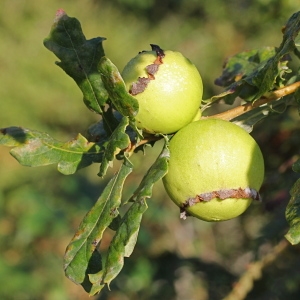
[1,0,300,299]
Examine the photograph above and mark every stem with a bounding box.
[123,81,300,153]
[205,81,300,121]
[125,134,162,154]
[223,239,289,300]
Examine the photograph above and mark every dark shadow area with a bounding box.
[97,250,236,300]
[0,126,28,144]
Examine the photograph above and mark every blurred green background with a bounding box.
[1,0,300,299]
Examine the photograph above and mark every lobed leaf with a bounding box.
[87,138,169,295]
[129,137,170,202]
[213,48,290,104]
[285,178,300,245]
[88,110,139,147]
[215,47,277,88]
[294,80,300,115]
[88,199,148,295]
[0,127,104,175]
[43,9,108,114]
[98,57,139,118]
[213,11,300,104]
[232,97,290,133]
[292,158,300,173]
[64,159,133,290]
[98,116,131,177]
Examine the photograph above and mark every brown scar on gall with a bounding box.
[179,187,261,220]
[130,78,151,95]
[130,44,165,95]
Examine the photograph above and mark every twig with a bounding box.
[125,134,162,153]
[205,81,300,121]
[223,239,289,300]
[124,81,300,153]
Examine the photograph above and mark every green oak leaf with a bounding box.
[98,57,143,138]
[0,127,104,175]
[215,47,277,88]
[129,138,170,203]
[64,159,133,291]
[213,11,300,104]
[43,9,108,114]
[87,138,169,295]
[232,97,290,133]
[285,178,300,245]
[88,199,147,295]
[292,158,300,173]
[294,81,300,115]
[98,116,131,177]
[214,47,290,104]
[98,57,139,118]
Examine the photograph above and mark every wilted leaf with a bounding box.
[0,127,104,174]
[294,85,300,115]
[292,158,300,173]
[43,9,108,114]
[215,47,276,88]
[203,89,236,105]
[285,178,300,245]
[108,214,123,231]
[88,111,139,147]
[98,56,139,118]
[98,116,131,177]
[232,97,289,132]
[213,11,300,104]
[64,159,133,290]
[88,199,148,295]
[129,138,170,202]
[86,138,169,295]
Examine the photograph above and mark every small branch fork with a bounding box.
[125,134,162,153]
[206,81,300,121]
[124,81,300,153]
[223,239,289,300]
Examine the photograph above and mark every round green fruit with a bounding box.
[162,119,264,222]
[121,48,203,134]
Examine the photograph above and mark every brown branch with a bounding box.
[123,81,300,154]
[125,134,162,154]
[223,239,289,300]
[205,81,300,121]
